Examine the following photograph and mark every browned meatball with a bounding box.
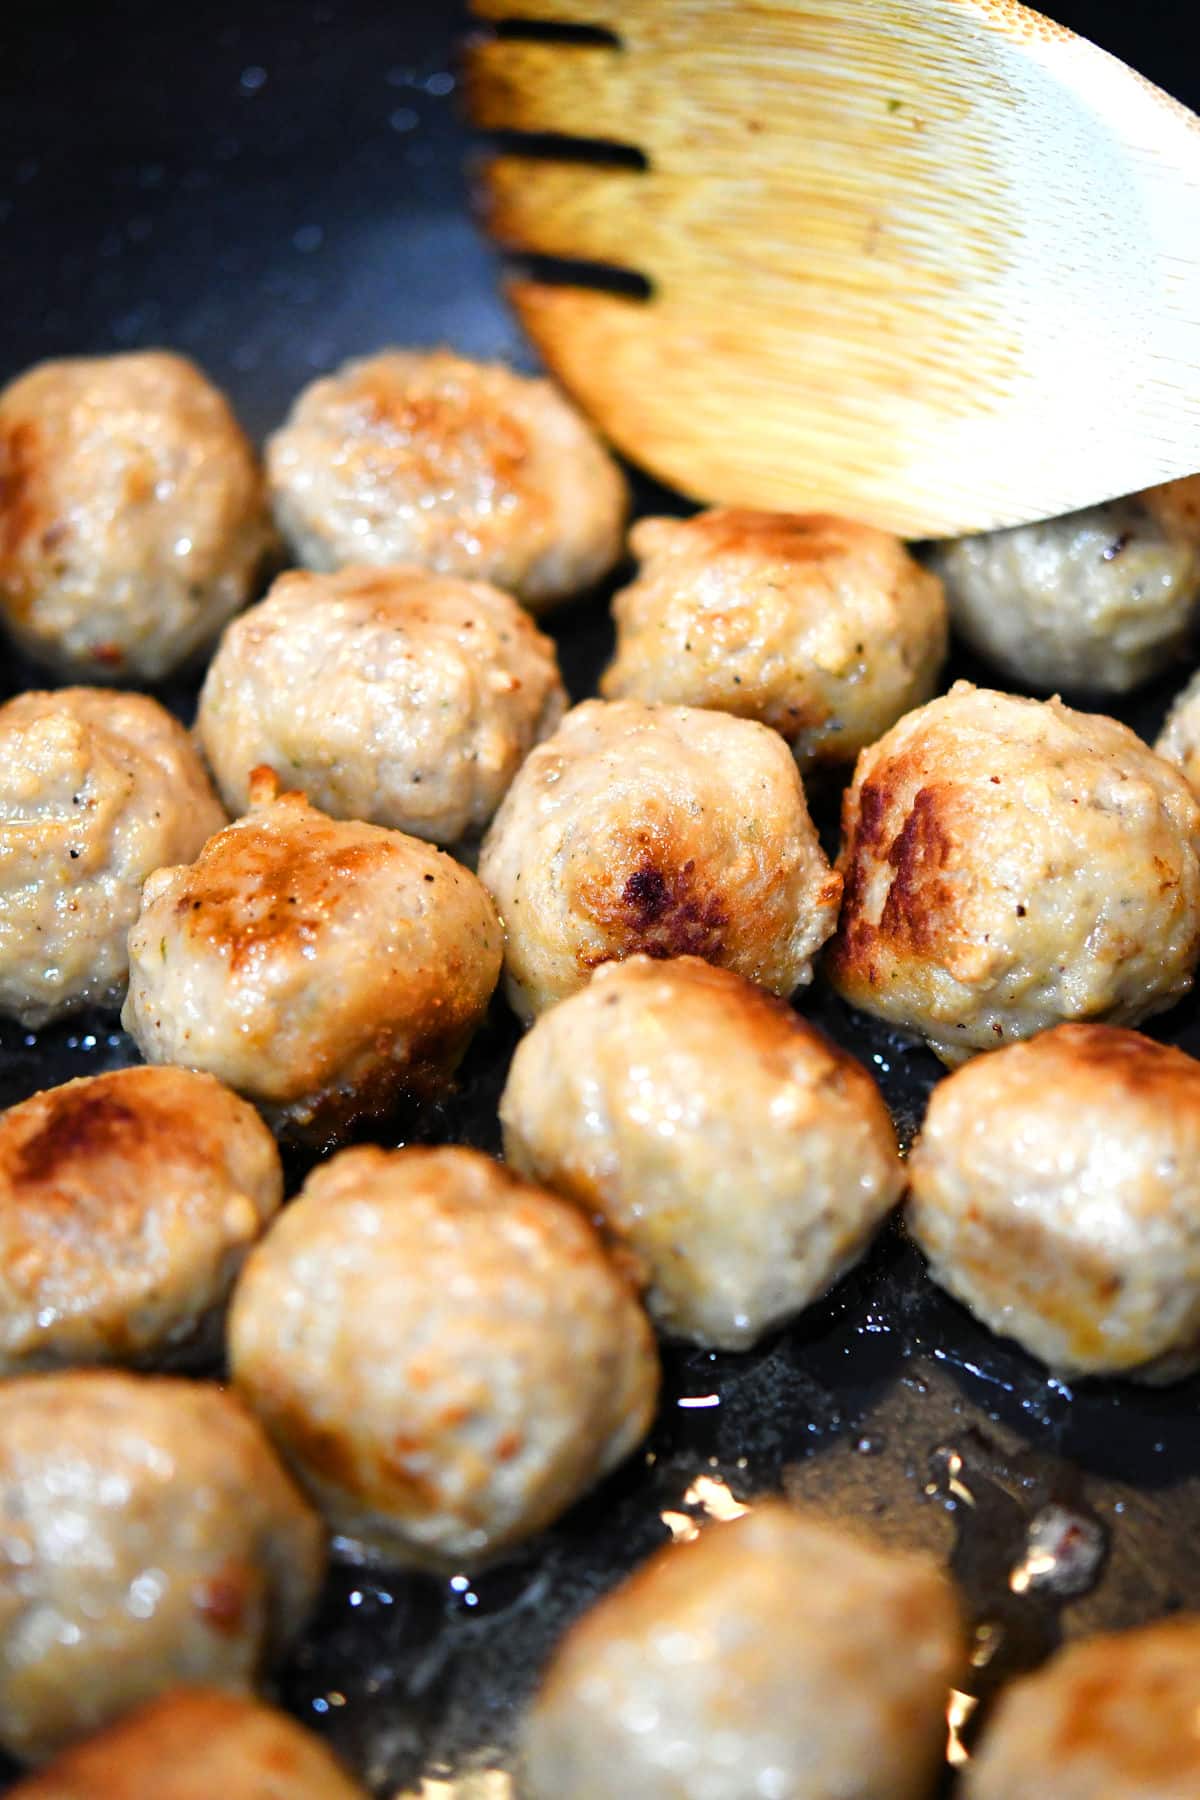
[908,1024,1200,1381]
[196,563,567,841]
[602,509,947,771]
[965,1617,1200,1799]
[0,1371,323,1763]
[266,348,627,610]
[523,1501,963,1800]
[0,688,226,1027]
[7,1687,367,1799]
[827,682,1200,1064]
[501,956,903,1349]
[477,700,842,1022]
[930,475,1200,695]
[0,352,275,681]
[0,1066,282,1372]
[229,1145,659,1571]
[122,772,502,1139]
[1155,664,1200,795]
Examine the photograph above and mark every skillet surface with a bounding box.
[2,2,1200,1791]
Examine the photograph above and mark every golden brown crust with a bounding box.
[908,1022,1200,1378]
[0,417,44,620]
[478,699,841,1021]
[7,1686,367,1798]
[229,1145,659,1569]
[341,353,541,524]
[124,788,502,1133]
[603,509,947,770]
[0,1066,280,1370]
[0,352,275,681]
[966,1618,1200,1797]
[266,349,627,610]
[826,683,1200,1063]
[500,955,902,1349]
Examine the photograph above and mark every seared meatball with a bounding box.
[908,1024,1200,1380]
[827,682,1200,1065]
[7,1687,367,1800]
[266,348,627,611]
[602,509,947,772]
[477,700,841,1022]
[228,1145,659,1571]
[122,772,502,1139]
[0,1066,281,1372]
[501,956,902,1350]
[197,563,566,840]
[0,351,275,681]
[0,688,226,1027]
[1155,665,1200,795]
[965,1617,1200,1799]
[522,1501,962,1800]
[929,475,1200,695]
[0,1371,322,1763]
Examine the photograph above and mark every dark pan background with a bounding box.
[2,3,1200,1794]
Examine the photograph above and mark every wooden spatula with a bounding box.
[466,0,1200,539]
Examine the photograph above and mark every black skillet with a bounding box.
[2,2,1200,1792]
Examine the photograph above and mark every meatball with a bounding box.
[827,682,1200,1065]
[0,351,275,681]
[522,1501,962,1800]
[196,563,566,841]
[908,1023,1200,1380]
[965,1617,1200,1799]
[265,348,627,610]
[1154,665,1200,795]
[477,700,842,1023]
[0,1370,322,1763]
[7,1687,368,1800]
[601,509,948,772]
[501,955,902,1350]
[929,475,1200,695]
[0,687,226,1027]
[0,1066,281,1373]
[228,1145,659,1571]
[122,772,502,1140]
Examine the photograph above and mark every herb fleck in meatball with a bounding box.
[478,700,841,1023]
[197,563,566,841]
[502,956,902,1349]
[602,508,947,771]
[0,1066,281,1373]
[522,1501,962,1800]
[0,351,275,681]
[909,1023,1200,1381]
[0,687,225,1028]
[229,1145,659,1571]
[7,1687,368,1800]
[122,773,502,1140]
[929,475,1200,695]
[0,1371,322,1763]
[827,682,1200,1064]
[266,348,627,610]
[965,1617,1200,1799]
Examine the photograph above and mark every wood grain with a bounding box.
[467,0,1200,537]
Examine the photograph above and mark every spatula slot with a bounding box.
[486,19,622,49]
[480,129,647,170]
[505,253,652,301]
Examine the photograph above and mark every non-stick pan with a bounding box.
[2,2,1200,1792]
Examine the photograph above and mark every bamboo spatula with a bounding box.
[466,0,1200,539]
